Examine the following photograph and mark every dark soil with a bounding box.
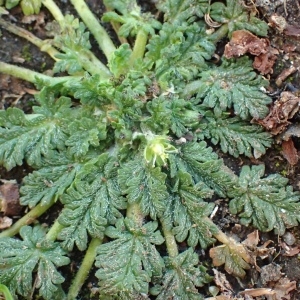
[1,0,300,299]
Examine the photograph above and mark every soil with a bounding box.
[1,0,300,299]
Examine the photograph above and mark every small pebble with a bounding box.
[283,232,296,246]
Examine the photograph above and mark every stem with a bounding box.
[0,18,59,60]
[126,202,144,227]
[161,219,178,257]
[42,0,65,27]
[208,23,229,43]
[129,30,148,66]
[0,200,55,238]
[0,61,75,84]
[67,237,102,300]
[46,219,65,241]
[69,0,116,60]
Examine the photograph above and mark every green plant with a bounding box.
[0,0,299,299]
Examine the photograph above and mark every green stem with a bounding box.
[0,18,59,60]
[161,219,178,258]
[0,200,55,238]
[46,219,65,241]
[0,60,75,84]
[129,30,148,66]
[208,23,229,43]
[126,202,144,227]
[67,237,102,300]
[42,0,65,27]
[69,0,116,60]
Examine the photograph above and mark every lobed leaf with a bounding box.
[58,154,125,251]
[183,57,271,119]
[210,0,268,36]
[152,248,211,299]
[146,22,215,89]
[118,157,168,219]
[95,218,164,296]
[156,0,209,24]
[0,97,72,169]
[209,238,251,278]
[169,141,236,197]
[228,165,300,235]
[198,112,272,158]
[0,226,69,300]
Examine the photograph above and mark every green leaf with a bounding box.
[20,0,41,15]
[156,0,209,24]
[152,248,211,300]
[0,226,70,300]
[169,142,236,197]
[95,218,164,296]
[108,43,132,77]
[198,112,272,158]
[183,57,272,119]
[210,0,268,36]
[20,160,77,208]
[0,97,73,170]
[146,22,215,88]
[103,0,161,37]
[118,157,168,219]
[228,165,300,235]
[58,154,125,251]
[53,15,92,75]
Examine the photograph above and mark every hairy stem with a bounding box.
[0,200,55,238]
[42,0,65,27]
[0,61,80,85]
[70,0,116,60]
[67,237,102,300]
[46,219,65,241]
[0,18,59,60]
[161,219,178,257]
[129,30,148,66]
[126,202,144,227]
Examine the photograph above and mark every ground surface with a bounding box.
[1,0,300,299]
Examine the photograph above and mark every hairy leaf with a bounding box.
[118,157,168,219]
[53,15,92,75]
[183,57,271,119]
[146,22,215,88]
[152,248,211,299]
[0,97,73,169]
[210,0,268,36]
[228,165,300,235]
[95,218,164,296]
[58,154,125,251]
[0,226,69,300]
[156,0,209,24]
[164,171,218,248]
[169,142,236,197]
[198,112,272,158]
[103,0,161,37]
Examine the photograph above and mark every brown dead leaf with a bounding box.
[280,241,300,257]
[275,66,297,87]
[256,91,300,135]
[266,278,296,300]
[212,268,234,295]
[0,179,22,216]
[242,231,275,272]
[224,30,278,74]
[239,288,275,297]
[282,138,298,165]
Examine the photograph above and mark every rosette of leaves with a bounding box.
[0,0,299,299]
